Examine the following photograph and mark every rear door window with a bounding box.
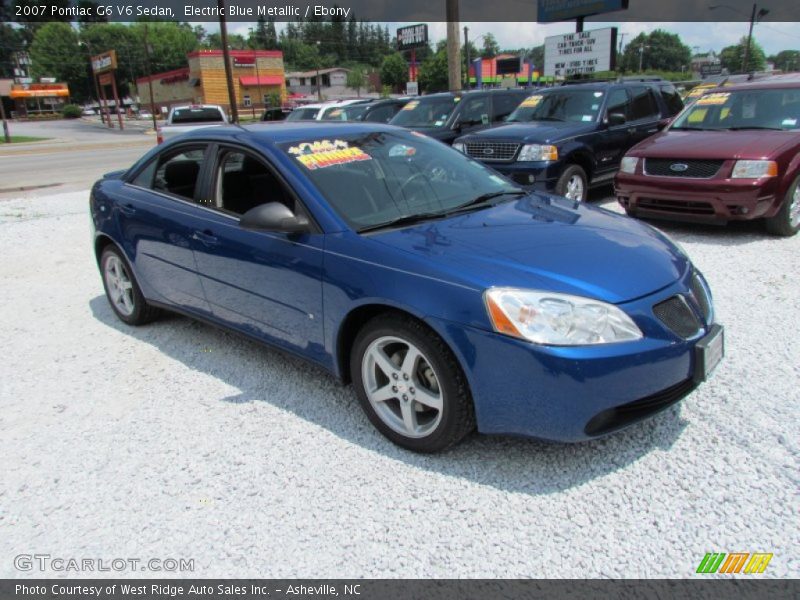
[628,87,660,121]
[151,147,207,202]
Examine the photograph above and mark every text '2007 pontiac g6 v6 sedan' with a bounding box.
[91,122,723,453]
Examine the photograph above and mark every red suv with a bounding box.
[615,79,800,236]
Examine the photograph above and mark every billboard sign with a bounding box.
[544,27,617,78]
[700,63,723,77]
[496,57,522,75]
[537,0,629,22]
[397,24,428,51]
[91,50,118,75]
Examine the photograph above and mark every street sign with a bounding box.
[406,81,419,96]
[537,0,629,22]
[544,27,617,78]
[397,24,428,51]
[91,50,117,75]
[700,64,723,77]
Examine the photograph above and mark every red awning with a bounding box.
[239,76,284,86]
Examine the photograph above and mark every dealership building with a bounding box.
[134,50,286,113]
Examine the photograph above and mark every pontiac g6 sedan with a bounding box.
[91,123,723,453]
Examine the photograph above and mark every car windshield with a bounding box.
[280,131,523,231]
[389,98,458,128]
[506,90,604,123]
[671,88,800,131]
[286,107,320,121]
[321,105,370,121]
[170,108,224,123]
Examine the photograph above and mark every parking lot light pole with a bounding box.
[709,3,769,73]
[143,25,159,132]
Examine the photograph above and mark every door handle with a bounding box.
[118,204,136,216]
[192,230,219,247]
[627,127,636,134]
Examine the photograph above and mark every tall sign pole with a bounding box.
[218,0,239,124]
[143,25,158,132]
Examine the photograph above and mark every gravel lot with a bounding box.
[0,189,797,578]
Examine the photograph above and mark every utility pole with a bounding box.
[0,97,10,143]
[143,25,158,133]
[742,3,768,73]
[463,26,470,90]
[445,0,461,91]
[218,0,239,124]
[638,44,650,72]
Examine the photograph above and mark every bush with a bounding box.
[62,104,82,119]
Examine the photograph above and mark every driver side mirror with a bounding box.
[240,202,309,234]
[606,112,627,126]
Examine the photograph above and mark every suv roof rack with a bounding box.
[559,77,616,86]
[617,76,668,83]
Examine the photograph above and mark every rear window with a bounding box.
[170,107,224,124]
[286,107,321,121]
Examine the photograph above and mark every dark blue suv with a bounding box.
[453,80,684,200]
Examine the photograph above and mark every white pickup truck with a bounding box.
[156,104,229,144]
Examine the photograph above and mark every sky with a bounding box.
[224,21,800,57]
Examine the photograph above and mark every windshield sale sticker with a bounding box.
[696,92,730,106]
[520,95,543,108]
[288,140,372,170]
[402,100,420,111]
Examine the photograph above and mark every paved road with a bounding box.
[0,119,155,192]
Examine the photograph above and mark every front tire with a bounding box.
[351,314,476,453]
[765,175,800,237]
[100,245,159,325]
[555,164,588,201]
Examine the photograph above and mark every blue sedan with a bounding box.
[90,122,724,452]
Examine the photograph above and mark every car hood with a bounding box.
[369,194,688,304]
[460,121,597,144]
[631,129,796,159]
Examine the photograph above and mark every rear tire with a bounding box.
[765,175,800,237]
[555,164,588,201]
[100,245,160,326]
[350,314,476,453]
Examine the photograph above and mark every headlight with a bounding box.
[517,144,558,162]
[452,142,466,153]
[731,160,778,179]
[484,287,643,345]
[620,156,639,174]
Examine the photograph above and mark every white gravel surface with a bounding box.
[0,189,798,578]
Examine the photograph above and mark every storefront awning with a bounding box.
[239,76,284,87]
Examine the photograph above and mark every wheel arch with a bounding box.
[335,303,452,385]
[564,149,594,181]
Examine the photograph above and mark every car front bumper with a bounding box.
[615,171,781,223]
[427,273,720,442]
[488,161,562,191]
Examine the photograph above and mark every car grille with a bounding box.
[584,377,697,436]
[637,197,715,215]
[689,272,712,323]
[464,141,520,162]
[653,295,701,339]
[644,158,724,178]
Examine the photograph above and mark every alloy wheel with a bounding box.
[104,255,135,317]
[565,174,585,201]
[361,336,444,438]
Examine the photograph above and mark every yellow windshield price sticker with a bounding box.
[520,95,543,108]
[402,100,419,111]
[288,140,372,170]
[697,92,730,106]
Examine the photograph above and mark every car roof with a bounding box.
[176,121,400,145]
[714,77,800,93]
[415,88,529,100]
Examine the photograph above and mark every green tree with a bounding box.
[380,52,408,92]
[0,23,22,79]
[346,67,367,96]
[131,22,198,74]
[481,33,500,58]
[418,43,449,93]
[620,29,691,72]
[719,36,767,73]
[768,49,800,72]
[29,23,88,97]
[81,23,143,96]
